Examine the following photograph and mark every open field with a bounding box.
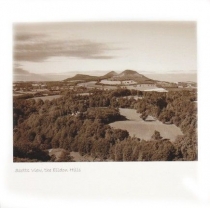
[126,85,168,92]
[100,79,121,85]
[109,108,183,141]
[77,81,118,90]
[77,81,97,87]
[14,91,37,94]
[29,95,62,101]
[13,93,24,96]
[144,88,168,92]
[76,92,92,96]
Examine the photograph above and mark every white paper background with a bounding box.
[0,0,210,208]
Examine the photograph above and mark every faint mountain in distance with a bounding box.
[13,68,197,83]
[64,69,155,83]
[112,69,154,83]
[64,74,99,82]
[13,72,50,82]
[145,73,197,83]
[118,69,140,76]
[100,71,118,79]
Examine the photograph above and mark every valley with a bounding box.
[13,69,197,162]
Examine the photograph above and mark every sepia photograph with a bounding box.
[13,21,197,162]
[3,0,210,207]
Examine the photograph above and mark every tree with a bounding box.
[151,130,162,140]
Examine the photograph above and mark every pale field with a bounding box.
[77,81,97,87]
[109,108,183,141]
[76,92,92,96]
[126,86,168,92]
[100,79,121,85]
[122,80,137,85]
[144,88,168,92]
[13,93,24,96]
[30,95,62,101]
[14,91,37,94]
[77,81,119,89]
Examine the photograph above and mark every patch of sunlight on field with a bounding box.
[100,80,121,85]
[110,108,183,141]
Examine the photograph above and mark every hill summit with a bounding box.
[119,69,140,76]
[112,69,153,83]
[101,71,118,79]
[64,69,155,84]
[64,74,99,82]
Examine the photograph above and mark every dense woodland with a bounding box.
[13,88,197,162]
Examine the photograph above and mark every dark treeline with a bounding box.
[13,88,197,162]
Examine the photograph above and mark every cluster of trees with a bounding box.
[13,98,43,127]
[13,106,129,161]
[13,88,197,161]
[109,137,176,161]
[134,90,197,160]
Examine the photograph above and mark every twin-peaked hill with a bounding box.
[64,69,155,84]
[111,70,153,83]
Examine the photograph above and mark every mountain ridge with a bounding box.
[64,69,155,83]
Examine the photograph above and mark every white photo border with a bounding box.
[1,0,210,208]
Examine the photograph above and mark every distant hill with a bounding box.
[64,69,156,84]
[100,71,118,79]
[13,67,51,82]
[119,69,140,76]
[112,69,154,83]
[13,73,50,82]
[64,74,99,82]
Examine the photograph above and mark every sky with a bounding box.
[13,22,197,81]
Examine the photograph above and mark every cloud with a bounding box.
[14,33,118,62]
[13,66,30,75]
[14,33,46,41]
[13,63,22,68]
[13,63,32,75]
